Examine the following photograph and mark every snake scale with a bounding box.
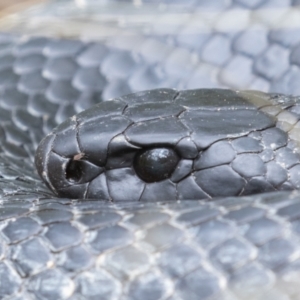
[1,0,300,299]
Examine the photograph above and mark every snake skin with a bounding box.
[1,0,300,299]
[34,88,300,201]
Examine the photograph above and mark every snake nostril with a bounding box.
[64,157,104,185]
[65,160,83,183]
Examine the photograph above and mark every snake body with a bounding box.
[1,0,300,299]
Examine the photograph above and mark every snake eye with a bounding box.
[134,148,179,183]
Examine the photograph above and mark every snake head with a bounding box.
[35,88,297,201]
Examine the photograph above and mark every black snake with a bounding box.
[1,1,300,300]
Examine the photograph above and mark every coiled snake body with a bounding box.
[2,1,300,299]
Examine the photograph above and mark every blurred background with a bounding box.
[0,0,299,99]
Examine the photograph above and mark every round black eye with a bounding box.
[134,148,179,183]
[65,160,83,183]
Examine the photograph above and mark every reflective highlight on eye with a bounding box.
[134,148,180,183]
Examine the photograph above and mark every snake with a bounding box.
[1,0,300,299]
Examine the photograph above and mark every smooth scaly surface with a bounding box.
[35,88,300,201]
[1,0,300,299]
